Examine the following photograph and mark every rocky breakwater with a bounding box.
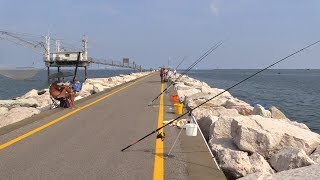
[0,72,151,129]
[172,74,320,180]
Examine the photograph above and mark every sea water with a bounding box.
[0,69,135,100]
[187,69,320,133]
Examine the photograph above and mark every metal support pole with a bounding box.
[85,66,88,80]
[190,114,221,170]
[57,67,60,82]
[47,67,50,82]
[166,128,184,157]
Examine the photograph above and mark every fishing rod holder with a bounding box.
[166,113,198,157]
[165,113,221,170]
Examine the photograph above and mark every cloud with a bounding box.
[210,0,220,16]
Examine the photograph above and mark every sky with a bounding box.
[0,0,319,69]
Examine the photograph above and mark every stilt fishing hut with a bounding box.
[44,36,90,81]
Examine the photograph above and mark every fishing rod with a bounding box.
[121,40,320,152]
[175,56,187,71]
[164,56,187,81]
[148,41,224,105]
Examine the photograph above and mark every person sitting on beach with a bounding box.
[49,81,75,108]
[70,79,82,93]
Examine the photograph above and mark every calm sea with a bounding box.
[0,69,135,100]
[1,69,319,133]
[187,69,320,133]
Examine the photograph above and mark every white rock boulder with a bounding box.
[79,83,93,97]
[212,146,274,179]
[252,104,271,118]
[240,165,320,180]
[310,146,320,164]
[0,98,40,109]
[269,106,287,119]
[18,89,39,99]
[176,88,201,102]
[210,116,235,140]
[201,87,233,98]
[237,172,272,180]
[269,147,316,172]
[223,98,253,116]
[0,107,9,115]
[209,115,274,179]
[231,116,320,158]
[0,107,40,128]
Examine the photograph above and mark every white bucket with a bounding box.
[185,123,197,136]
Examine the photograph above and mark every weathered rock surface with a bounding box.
[252,104,271,118]
[240,165,320,180]
[310,146,320,164]
[250,153,275,174]
[18,89,38,99]
[210,116,234,139]
[269,147,316,172]
[200,86,232,98]
[92,83,107,94]
[0,107,40,128]
[192,107,216,119]
[0,107,9,115]
[280,118,310,131]
[269,106,287,119]
[184,79,205,87]
[78,83,93,97]
[223,99,253,116]
[212,146,274,179]
[237,171,272,180]
[174,83,194,91]
[197,116,219,141]
[185,93,231,109]
[231,116,320,158]
[177,89,201,102]
[208,116,274,179]
[0,98,40,109]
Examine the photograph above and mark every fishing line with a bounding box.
[175,56,187,70]
[121,40,320,152]
[148,41,224,105]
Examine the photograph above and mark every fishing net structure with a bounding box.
[0,67,39,80]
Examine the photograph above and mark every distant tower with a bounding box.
[55,40,61,52]
[44,36,50,62]
[82,35,88,61]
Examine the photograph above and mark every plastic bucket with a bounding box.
[185,123,197,136]
[171,94,179,103]
[174,103,183,115]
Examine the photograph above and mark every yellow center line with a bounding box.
[153,83,164,180]
[0,74,153,151]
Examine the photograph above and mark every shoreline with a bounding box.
[170,72,320,179]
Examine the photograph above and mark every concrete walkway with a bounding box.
[0,73,225,179]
